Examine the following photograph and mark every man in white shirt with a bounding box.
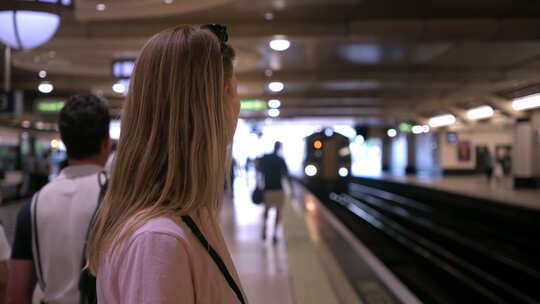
[7,94,110,304]
[0,223,10,304]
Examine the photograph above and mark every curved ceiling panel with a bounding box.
[76,0,235,21]
[11,37,260,77]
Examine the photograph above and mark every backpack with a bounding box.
[79,171,108,304]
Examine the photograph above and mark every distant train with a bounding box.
[303,129,351,190]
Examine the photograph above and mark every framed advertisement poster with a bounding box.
[458,140,471,162]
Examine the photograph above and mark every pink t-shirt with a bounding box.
[97,216,244,303]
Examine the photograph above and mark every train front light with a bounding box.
[338,167,349,177]
[305,165,318,177]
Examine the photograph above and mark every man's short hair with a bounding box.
[59,94,110,160]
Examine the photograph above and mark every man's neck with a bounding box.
[68,158,104,167]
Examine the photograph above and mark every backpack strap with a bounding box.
[82,171,108,260]
[31,191,46,290]
[181,215,246,304]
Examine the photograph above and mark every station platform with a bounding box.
[0,176,419,304]
[223,174,419,304]
[362,174,540,210]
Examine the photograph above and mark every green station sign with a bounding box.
[399,122,413,133]
[36,99,66,113]
[240,99,267,111]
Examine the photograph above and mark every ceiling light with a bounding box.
[305,165,318,177]
[268,99,281,109]
[387,129,397,138]
[338,167,349,177]
[268,81,284,92]
[38,82,53,94]
[412,125,424,134]
[467,105,494,120]
[164,0,174,3]
[96,3,106,11]
[512,93,540,111]
[0,11,61,50]
[269,39,291,51]
[268,108,280,118]
[112,82,126,94]
[38,70,47,78]
[429,114,456,128]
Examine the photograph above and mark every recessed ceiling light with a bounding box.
[112,82,126,94]
[96,3,106,11]
[268,108,280,118]
[387,129,397,138]
[164,0,173,4]
[38,82,53,94]
[269,39,290,51]
[268,81,284,92]
[38,70,47,78]
[268,99,281,109]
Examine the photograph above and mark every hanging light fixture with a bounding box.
[0,0,72,50]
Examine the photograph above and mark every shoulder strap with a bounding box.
[82,171,108,257]
[31,191,46,290]
[181,215,246,304]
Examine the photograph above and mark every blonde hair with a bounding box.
[87,25,236,273]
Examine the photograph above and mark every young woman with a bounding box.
[86,25,244,303]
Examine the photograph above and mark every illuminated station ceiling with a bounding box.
[3,0,540,127]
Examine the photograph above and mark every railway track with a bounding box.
[308,178,540,304]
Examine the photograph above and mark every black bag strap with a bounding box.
[81,171,108,261]
[181,215,246,304]
[86,171,108,237]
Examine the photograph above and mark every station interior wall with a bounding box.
[438,127,513,172]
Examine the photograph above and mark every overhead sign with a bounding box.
[240,99,266,111]
[36,99,66,113]
[112,59,136,79]
[399,122,413,133]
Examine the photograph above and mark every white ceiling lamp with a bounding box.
[267,99,281,109]
[269,38,291,51]
[112,81,128,95]
[96,3,106,11]
[38,81,53,94]
[512,93,540,111]
[38,70,47,78]
[411,125,424,134]
[268,81,284,92]
[268,108,280,118]
[387,128,397,138]
[467,105,494,120]
[163,0,174,4]
[0,0,71,50]
[429,114,456,128]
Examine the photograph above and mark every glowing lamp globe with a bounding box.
[0,0,72,50]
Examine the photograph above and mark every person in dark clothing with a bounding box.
[485,149,494,182]
[257,142,291,244]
